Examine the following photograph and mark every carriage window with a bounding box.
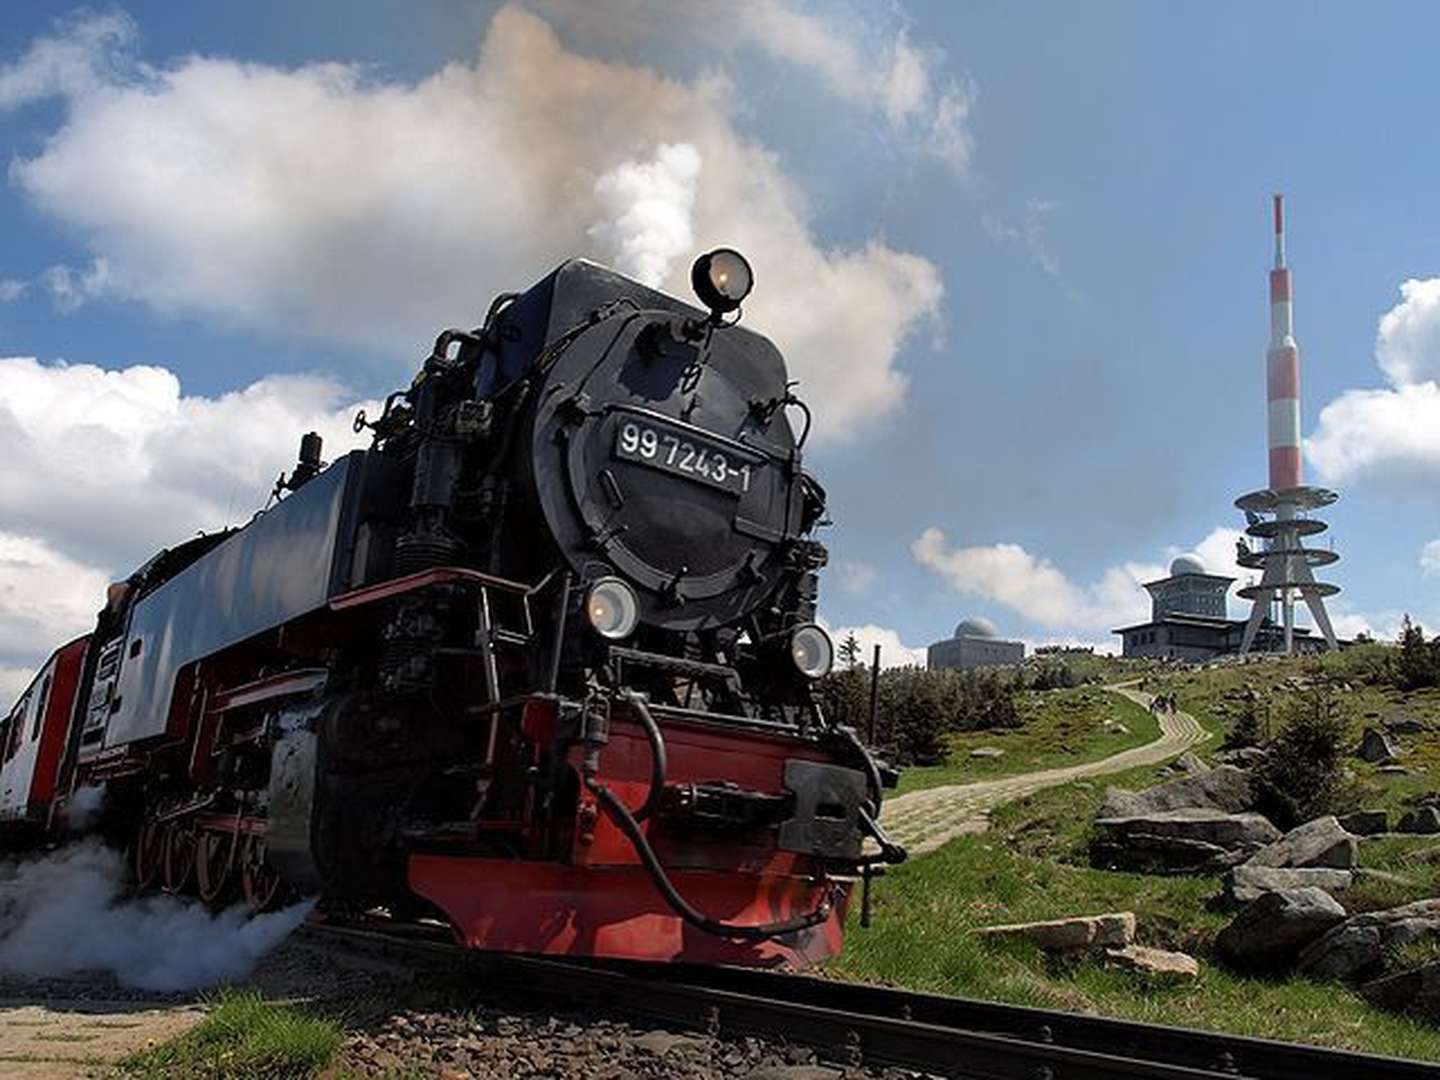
[30,674,51,740]
[3,694,26,761]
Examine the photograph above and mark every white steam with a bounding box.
[62,784,107,831]
[588,142,702,288]
[0,841,311,991]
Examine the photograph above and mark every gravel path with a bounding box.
[878,686,1208,856]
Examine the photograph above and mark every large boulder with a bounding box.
[1385,712,1426,735]
[1220,865,1353,908]
[1168,752,1210,776]
[1298,898,1440,982]
[1216,887,1347,972]
[1245,816,1357,870]
[1091,810,1281,875]
[1098,766,1255,819]
[1338,809,1388,836]
[975,911,1135,951]
[1361,962,1440,1022]
[1355,727,1401,763]
[1398,806,1440,835]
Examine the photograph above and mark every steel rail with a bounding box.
[293,922,1436,1080]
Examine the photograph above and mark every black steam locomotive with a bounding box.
[1,250,904,966]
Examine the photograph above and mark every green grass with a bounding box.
[895,687,1161,795]
[123,990,342,1079]
[832,766,1440,1062]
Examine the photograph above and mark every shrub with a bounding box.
[1257,678,1349,827]
[1395,616,1440,691]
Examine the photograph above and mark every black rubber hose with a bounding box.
[590,781,837,941]
[837,726,885,816]
[618,690,667,823]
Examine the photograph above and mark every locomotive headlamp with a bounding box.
[691,248,753,317]
[788,624,834,679]
[586,576,640,640]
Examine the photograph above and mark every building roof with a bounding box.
[954,616,998,639]
[1169,553,1207,576]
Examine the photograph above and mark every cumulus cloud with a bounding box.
[912,525,1248,636]
[823,621,928,669]
[1,6,942,440]
[0,357,375,569]
[0,279,28,302]
[1309,278,1440,488]
[0,357,375,690]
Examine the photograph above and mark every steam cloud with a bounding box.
[0,840,311,991]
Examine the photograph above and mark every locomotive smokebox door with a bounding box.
[778,760,867,860]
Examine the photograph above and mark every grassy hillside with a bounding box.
[894,686,1160,795]
[834,762,1440,1061]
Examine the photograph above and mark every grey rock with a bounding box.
[1386,712,1426,735]
[1361,962,1440,1022]
[1355,727,1401,763]
[1298,898,1440,981]
[744,1068,843,1080]
[1217,887,1347,971]
[1246,816,1358,869]
[1091,810,1281,875]
[975,911,1135,951]
[969,746,1005,759]
[1099,765,1256,818]
[1398,806,1440,834]
[1339,809,1388,836]
[1096,808,1281,847]
[1221,865,1353,907]
[1212,747,1269,769]
[1378,764,1410,775]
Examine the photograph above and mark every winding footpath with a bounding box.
[879,686,1208,856]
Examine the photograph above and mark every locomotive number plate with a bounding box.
[615,420,755,495]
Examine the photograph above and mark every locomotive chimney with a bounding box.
[285,432,324,491]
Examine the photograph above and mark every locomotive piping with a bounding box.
[618,690,667,823]
[589,780,837,941]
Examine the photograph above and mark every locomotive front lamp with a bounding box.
[586,576,640,640]
[788,624,834,679]
[691,248,753,318]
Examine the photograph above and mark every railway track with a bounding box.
[293,920,1437,1079]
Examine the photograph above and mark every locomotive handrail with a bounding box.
[329,566,534,611]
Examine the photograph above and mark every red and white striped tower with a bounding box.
[1235,195,1341,655]
[1267,195,1302,491]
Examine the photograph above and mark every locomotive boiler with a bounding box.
[0,251,905,966]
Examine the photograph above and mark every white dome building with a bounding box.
[927,616,1024,672]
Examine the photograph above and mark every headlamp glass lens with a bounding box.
[586,577,639,640]
[789,624,834,679]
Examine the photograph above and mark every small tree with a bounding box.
[1257,679,1349,827]
[1224,697,1264,749]
[1395,616,1440,691]
[838,632,862,670]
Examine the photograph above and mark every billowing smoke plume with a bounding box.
[0,841,310,991]
[589,143,702,288]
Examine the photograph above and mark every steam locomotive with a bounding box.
[0,251,904,966]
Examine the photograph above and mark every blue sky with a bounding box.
[2,0,1439,698]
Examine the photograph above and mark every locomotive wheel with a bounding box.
[195,828,238,906]
[132,819,166,892]
[240,834,283,912]
[164,823,198,893]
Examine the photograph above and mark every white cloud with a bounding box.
[0,534,110,665]
[913,525,1248,636]
[1422,540,1440,576]
[734,1,973,173]
[0,355,376,604]
[822,621,927,669]
[1,6,942,442]
[982,198,1059,277]
[0,280,28,302]
[833,559,878,594]
[1308,278,1440,488]
[41,257,110,312]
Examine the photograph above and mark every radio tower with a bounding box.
[1234,194,1340,655]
